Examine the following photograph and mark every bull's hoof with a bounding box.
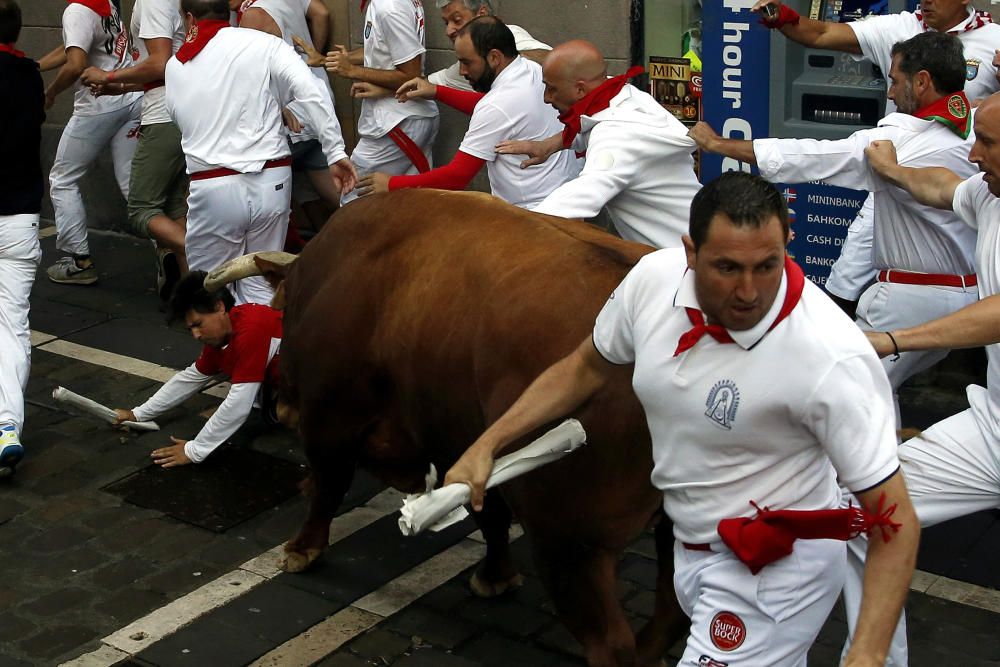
[280,547,323,573]
[469,570,524,598]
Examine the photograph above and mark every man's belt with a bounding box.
[877,269,977,288]
[143,80,165,92]
[682,542,714,552]
[190,157,292,181]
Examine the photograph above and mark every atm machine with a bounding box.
[697,0,914,286]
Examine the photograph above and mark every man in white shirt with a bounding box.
[444,170,918,666]
[237,0,344,210]
[166,0,355,307]
[690,31,979,410]
[80,0,189,300]
[498,40,701,249]
[114,271,283,467]
[755,0,1000,316]
[325,0,439,204]
[428,0,549,92]
[355,17,577,209]
[44,0,142,286]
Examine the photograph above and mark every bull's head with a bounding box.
[204,251,298,310]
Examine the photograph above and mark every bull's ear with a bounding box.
[254,255,289,291]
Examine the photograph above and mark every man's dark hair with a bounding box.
[180,0,230,21]
[168,270,235,323]
[689,172,789,250]
[890,32,966,95]
[457,16,517,60]
[0,0,22,44]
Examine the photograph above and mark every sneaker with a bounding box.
[156,247,181,301]
[47,256,98,285]
[0,424,24,479]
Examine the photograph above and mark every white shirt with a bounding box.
[534,84,700,249]
[62,2,141,116]
[358,0,438,139]
[849,6,1000,113]
[165,27,348,174]
[755,112,979,275]
[953,174,1000,442]
[458,57,577,209]
[592,249,900,543]
[428,24,550,92]
[130,0,186,125]
[241,0,336,143]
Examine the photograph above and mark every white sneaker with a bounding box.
[47,256,98,285]
[0,423,24,478]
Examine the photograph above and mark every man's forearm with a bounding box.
[878,164,961,210]
[348,47,364,65]
[37,45,68,72]
[703,137,758,166]
[890,294,1000,352]
[104,56,168,85]
[779,17,862,54]
[347,65,413,90]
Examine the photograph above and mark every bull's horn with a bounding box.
[204,251,298,291]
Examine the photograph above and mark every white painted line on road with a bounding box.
[59,488,404,667]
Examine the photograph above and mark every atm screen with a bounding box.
[811,0,889,23]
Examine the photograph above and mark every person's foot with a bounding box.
[156,248,181,300]
[0,423,24,479]
[47,256,98,285]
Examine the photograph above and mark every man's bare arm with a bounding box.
[82,36,172,86]
[864,140,962,210]
[305,0,330,52]
[520,48,549,65]
[37,44,68,72]
[753,0,863,54]
[688,121,758,166]
[867,293,1000,359]
[45,46,88,107]
[328,48,422,89]
[844,472,919,666]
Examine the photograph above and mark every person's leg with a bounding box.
[0,214,42,477]
[242,167,292,305]
[109,99,141,200]
[675,539,845,667]
[341,116,440,206]
[185,176,249,302]
[826,194,877,318]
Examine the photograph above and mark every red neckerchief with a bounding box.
[0,43,25,58]
[718,494,902,574]
[66,0,111,18]
[673,256,805,357]
[176,20,231,64]
[913,91,972,139]
[559,65,644,149]
[360,0,369,9]
[915,5,993,33]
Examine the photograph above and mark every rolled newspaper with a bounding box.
[398,419,587,536]
[52,386,160,432]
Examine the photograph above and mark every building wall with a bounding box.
[19,0,633,229]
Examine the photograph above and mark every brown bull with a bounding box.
[208,190,687,666]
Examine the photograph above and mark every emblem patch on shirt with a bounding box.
[709,611,746,652]
[365,21,373,39]
[948,94,969,118]
[966,58,981,81]
[705,380,740,430]
[699,657,729,667]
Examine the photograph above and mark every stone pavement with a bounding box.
[0,228,997,666]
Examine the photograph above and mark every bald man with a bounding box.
[497,40,700,249]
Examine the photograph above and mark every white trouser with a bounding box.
[842,396,1000,665]
[341,115,439,205]
[855,280,979,423]
[0,214,41,432]
[185,166,291,306]
[826,194,877,301]
[673,538,845,666]
[49,101,142,257]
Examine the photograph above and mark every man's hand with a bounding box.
[495,138,555,169]
[687,121,721,152]
[350,81,393,99]
[291,34,324,68]
[355,172,391,197]
[151,437,193,468]
[325,45,357,79]
[282,107,303,134]
[864,140,899,179]
[395,77,436,102]
[112,408,137,426]
[443,442,497,512]
[330,158,358,195]
[80,66,110,87]
[751,0,782,22]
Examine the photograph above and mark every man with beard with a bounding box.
[355,17,578,210]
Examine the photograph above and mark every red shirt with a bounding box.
[195,304,283,385]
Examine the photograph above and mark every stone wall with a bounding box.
[19,0,633,229]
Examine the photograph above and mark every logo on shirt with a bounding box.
[705,380,740,430]
[365,20,373,39]
[948,93,969,118]
[709,611,746,652]
[699,657,729,667]
[966,58,981,81]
